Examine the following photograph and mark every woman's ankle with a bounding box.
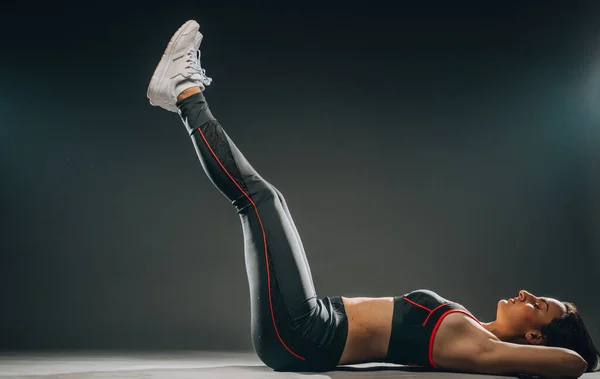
[177,86,201,102]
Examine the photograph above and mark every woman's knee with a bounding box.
[269,185,285,202]
[248,182,280,205]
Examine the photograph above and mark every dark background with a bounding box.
[1,2,599,351]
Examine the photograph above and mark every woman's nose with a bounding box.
[519,290,532,301]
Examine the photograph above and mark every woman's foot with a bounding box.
[147,20,212,112]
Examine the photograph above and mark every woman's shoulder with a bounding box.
[438,311,487,334]
[432,312,495,367]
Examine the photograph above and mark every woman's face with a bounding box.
[497,290,567,341]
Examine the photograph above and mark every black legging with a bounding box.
[177,92,347,372]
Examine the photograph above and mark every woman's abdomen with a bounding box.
[339,297,394,364]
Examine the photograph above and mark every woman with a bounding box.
[147,20,599,377]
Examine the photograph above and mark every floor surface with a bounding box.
[1,351,599,379]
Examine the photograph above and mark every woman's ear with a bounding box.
[524,331,545,345]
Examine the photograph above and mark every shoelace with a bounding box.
[185,49,213,86]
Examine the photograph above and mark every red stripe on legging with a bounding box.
[196,127,305,361]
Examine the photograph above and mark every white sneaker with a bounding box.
[147,20,212,112]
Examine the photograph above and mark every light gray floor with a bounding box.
[1,351,599,379]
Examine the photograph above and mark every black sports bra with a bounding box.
[385,289,481,368]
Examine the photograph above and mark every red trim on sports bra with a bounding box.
[422,303,452,326]
[403,297,432,312]
[196,127,305,361]
[428,309,481,368]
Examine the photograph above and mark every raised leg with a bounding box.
[178,92,322,369]
[147,21,347,371]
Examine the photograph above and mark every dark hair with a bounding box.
[541,302,600,372]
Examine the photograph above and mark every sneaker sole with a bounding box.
[147,20,200,109]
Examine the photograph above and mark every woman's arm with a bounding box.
[473,339,588,378]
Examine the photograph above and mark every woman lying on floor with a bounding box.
[146,19,600,378]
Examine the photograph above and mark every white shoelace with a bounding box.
[185,49,213,86]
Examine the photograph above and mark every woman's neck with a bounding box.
[480,320,524,343]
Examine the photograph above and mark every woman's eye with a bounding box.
[534,303,540,309]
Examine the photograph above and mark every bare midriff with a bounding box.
[338,297,394,365]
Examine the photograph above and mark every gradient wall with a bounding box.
[1,2,599,351]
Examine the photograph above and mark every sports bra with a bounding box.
[385,289,481,368]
